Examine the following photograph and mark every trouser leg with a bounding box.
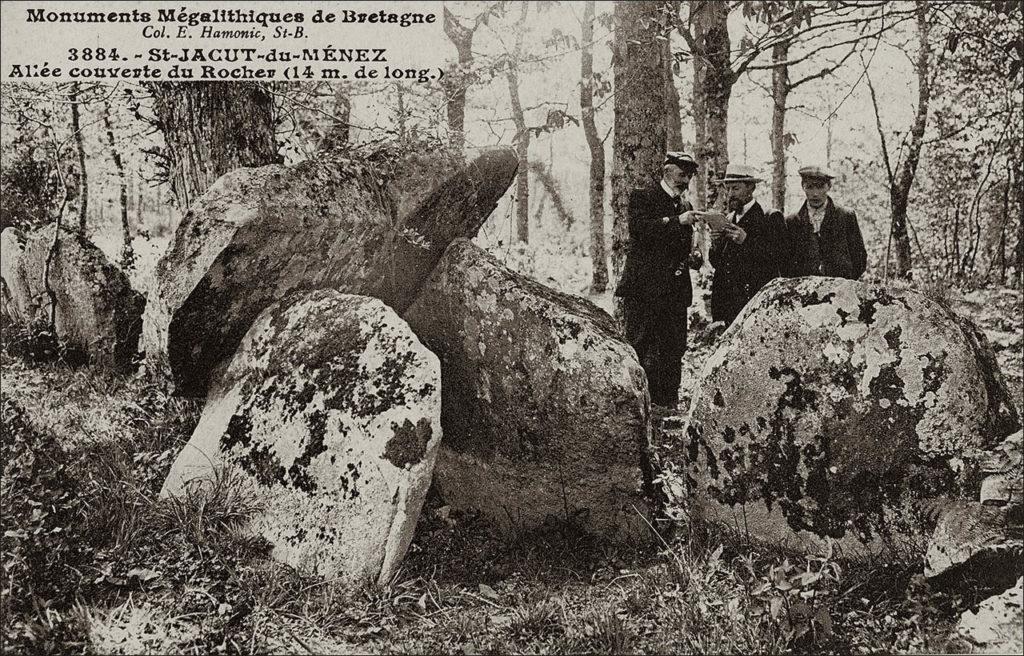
[654,302,688,408]
[622,297,658,403]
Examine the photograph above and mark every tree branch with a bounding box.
[865,69,895,188]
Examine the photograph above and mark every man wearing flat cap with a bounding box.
[614,151,702,409]
[782,165,867,279]
[708,164,786,325]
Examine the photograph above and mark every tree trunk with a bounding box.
[507,2,530,243]
[691,1,732,209]
[771,40,791,212]
[1015,159,1024,288]
[581,0,608,294]
[396,83,407,142]
[611,0,667,283]
[148,82,279,211]
[69,82,88,236]
[691,47,708,211]
[322,82,351,150]
[890,1,933,279]
[100,98,133,268]
[528,161,573,228]
[663,37,684,151]
[442,8,474,156]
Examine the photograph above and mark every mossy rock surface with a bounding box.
[143,148,517,397]
[405,239,653,543]
[679,276,1021,555]
[1,225,143,372]
[161,291,441,586]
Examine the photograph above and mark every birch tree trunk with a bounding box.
[442,7,474,156]
[100,98,133,268]
[770,40,791,212]
[663,38,684,151]
[581,0,608,293]
[507,2,530,243]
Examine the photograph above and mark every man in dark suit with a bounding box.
[615,151,702,409]
[709,165,786,325]
[782,165,868,279]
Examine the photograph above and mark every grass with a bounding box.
[0,320,1016,654]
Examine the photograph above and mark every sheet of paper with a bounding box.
[701,212,731,231]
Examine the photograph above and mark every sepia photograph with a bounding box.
[1,0,1022,653]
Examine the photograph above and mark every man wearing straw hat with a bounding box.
[782,165,867,279]
[614,151,703,409]
[708,164,786,325]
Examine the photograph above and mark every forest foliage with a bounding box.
[1,0,1020,299]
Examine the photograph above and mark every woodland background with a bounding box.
[2,0,1022,307]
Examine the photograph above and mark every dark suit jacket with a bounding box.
[614,185,694,307]
[783,198,867,279]
[709,201,785,321]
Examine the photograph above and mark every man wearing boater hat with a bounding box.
[614,151,702,409]
[782,165,867,279]
[708,164,786,325]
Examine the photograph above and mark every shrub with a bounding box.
[1,397,93,651]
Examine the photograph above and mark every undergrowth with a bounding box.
[0,330,1007,654]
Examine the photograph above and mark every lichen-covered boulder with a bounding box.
[143,148,516,397]
[404,239,653,541]
[160,291,441,586]
[956,577,1023,654]
[680,276,1021,554]
[1,227,31,324]
[0,225,143,371]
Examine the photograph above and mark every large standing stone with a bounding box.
[404,239,652,541]
[680,277,1021,554]
[1,227,31,324]
[161,291,441,586]
[143,148,516,397]
[0,225,144,372]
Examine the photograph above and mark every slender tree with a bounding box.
[580,0,608,293]
[69,82,88,235]
[100,97,133,268]
[321,82,351,150]
[867,1,938,279]
[506,1,531,243]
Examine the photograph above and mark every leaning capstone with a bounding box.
[1,225,143,371]
[679,277,1021,555]
[404,239,653,542]
[161,291,441,586]
[143,148,516,397]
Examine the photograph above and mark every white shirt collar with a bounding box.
[733,198,757,221]
[660,178,681,199]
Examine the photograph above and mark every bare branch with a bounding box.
[865,68,895,187]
